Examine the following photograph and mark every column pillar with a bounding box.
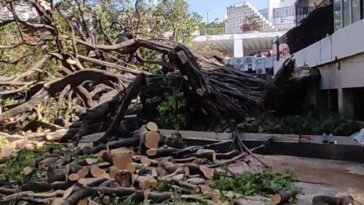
[338,88,354,118]
[233,36,244,57]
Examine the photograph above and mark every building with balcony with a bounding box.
[224,1,298,34]
[268,0,297,31]
[225,2,277,34]
[275,0,364,120]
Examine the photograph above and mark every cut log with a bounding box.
[112,153,133,170]
[109,166,120,179]
[175,180,199,194]
[186,178,206,185]
[77,167,89,179]
[146,122,158,131]
[68,173,80,182]
[135,176,158,190]
[0,147,14,159]
[199,185,211,193]
[199,165,214,180]
[72,136,139,156]
[126,162,141,173]
[21,181,73,192]
[146,147,178,158]
[85,158,97,165]
[110,147,133,155]
[63,185,76,200]
[90,166,107,178]
[140,156,152,166]
[77,178,108,187]
[62,186,137,205]
[146,148,157,157]
[271,190,299,205]
[172,157,196,163]
[0,187,17,195]
[138,125,149,155]
[38,157,60,168]
[132,190,172,203]
[0,190,65,203]
[195,149,216,162]
[145,131,160,149]
[209,137,273,168]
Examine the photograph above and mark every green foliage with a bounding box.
[0,135,9,147]
[213,169,296,196]
[0,149,46,183]
[157,179,173,192]
[154,0,202,45]
[156,90,187,130]
[199,20,225,35]
[235,112,360,136]
[166,131,186,148]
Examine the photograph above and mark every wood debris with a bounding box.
[0,121,273,204]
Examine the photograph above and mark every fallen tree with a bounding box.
[0,0,272,140]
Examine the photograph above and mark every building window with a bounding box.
[334,0,364,30]
[352,0,361,23]
[342,0,351,27]
[334,0,343,30]
[273,6,295,18]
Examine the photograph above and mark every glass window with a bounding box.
[273,7,295,18]
[362,0,364,19]
[352,0,361,23]
[334,0,342,30]
[342,0,351,27]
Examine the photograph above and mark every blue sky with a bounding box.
[186,0,267,23]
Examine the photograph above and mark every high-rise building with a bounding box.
[224,1,297,34]
[225,2,277,34]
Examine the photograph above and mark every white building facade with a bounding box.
[276,0,364,120]
[224,1,297,34]
[225,2,277,34]
[268,0,297,31]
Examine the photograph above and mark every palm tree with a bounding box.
[242,15,262,32]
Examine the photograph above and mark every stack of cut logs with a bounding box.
[0,122,359,205]
[0,122,276,205]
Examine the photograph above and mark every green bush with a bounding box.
[156,90,187,130]
[236,111,360,136]
[213,169,296,196]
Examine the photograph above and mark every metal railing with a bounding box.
[197,25,276,36]
[199,27,226,35]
